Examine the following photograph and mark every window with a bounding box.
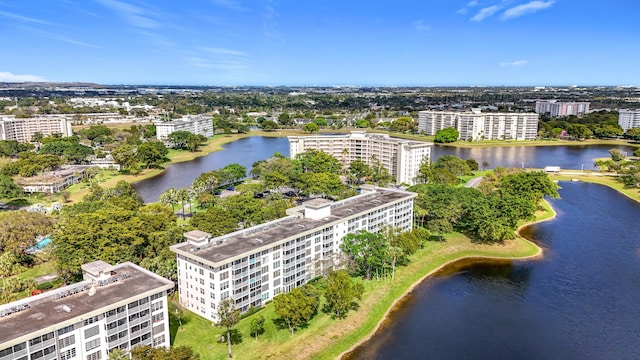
[85,338,100,352]
[84,325,99,338]
[220,281,229,290]
[273,261,280,269]
[58,335,75,348]
[220,271,229,280]
[153,335,165,347]
[86,351,102,360]
[84,316,99,325]
[60,348,76,360]
[58,325,74,336]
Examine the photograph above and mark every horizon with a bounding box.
[1,1,638,87]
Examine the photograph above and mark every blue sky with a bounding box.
[0,0,638,86]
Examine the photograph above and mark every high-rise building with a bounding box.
[0,261,173,360]
[288,131,432,185]
[618,109,640,132]
[0,116,73,143]
[418,110,539,141]
[170,185,416,322]
[155,115,213,141]
[535,100,590,117]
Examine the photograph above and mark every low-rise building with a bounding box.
[418,109,539,141]
[155,115,213,141]
[15,166,91,194]
[288,131,432,185]
[170,185,415,322]
[0,260,173,360]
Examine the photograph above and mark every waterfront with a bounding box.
[345,182,640,360]
[133,135,635,203]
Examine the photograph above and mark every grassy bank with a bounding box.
[549,173,640,203]
[171,207,548,360]
[65,134,250,203]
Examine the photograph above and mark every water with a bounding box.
[345,182,640,360]
[133,135,635,203]
[132,136,290,202]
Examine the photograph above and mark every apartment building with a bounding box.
[0,116,73,143]
[535,100,590,117]
[170,185,416,322]
[618,109,640,132]
[155,115,213,141]
[288,131,432,185]
[0,261,173,360]
[418,110,539,141]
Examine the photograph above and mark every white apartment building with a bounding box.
[288,131,432,185]
[0,116,73,143]
[0,261,173,360]
[418,110,539,141]
[170,185,416,322]
[535,100,590,117]
[155,115,213,141]
[618,109,640,132]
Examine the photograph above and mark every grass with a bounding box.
[549,173,640,203]
[171,206,548,360]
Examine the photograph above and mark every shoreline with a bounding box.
[335,203,554,359]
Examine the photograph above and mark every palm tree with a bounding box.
[108,348,128,360]
[159,188,178,214]
[177,188,190,218]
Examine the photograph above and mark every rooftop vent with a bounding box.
[62,305,71,313]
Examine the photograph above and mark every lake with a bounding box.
[344,182,640,360]
[133,135,635,203]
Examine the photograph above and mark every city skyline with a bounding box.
[1,0,638,86]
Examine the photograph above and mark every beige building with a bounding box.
[535,100,590,117]
[418,109,539,141]
[288,131,432,185]
[171,185,416,322]
[0,116,73,143]
[0,261,173,360]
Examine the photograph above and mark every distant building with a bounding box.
[288,131,432,185]
[0,116,73,143]
[618,109,640,132]
[15,166,91,194]
[155,115,213,141]
[535,100,590,117]
[170,185,415,322]
[0,260,173,360]
[418,109,539,141]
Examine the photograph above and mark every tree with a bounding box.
[609,148,626,162]
[167,130,193,149]
[626,128,640,141]
[347,159,371,185]
[323,270,364,318]
[260,120,278,131]
[176,187,191,217]
[249,315,265,340]
[340,230,388,280]
[190,207,238,236]
[295,149,342,174]
[186,133,208,152]
[218,164,246,185]
[303,122,320,133]
[273,285,320,335]
[296,172,343,198]
[0,175,23,200]
[108,348,128,360]
[159,188,179,213]
[498,171,559,203]
[434,127,459,143]
[566,123,592,139]
[111,144,139,173]
[370,159,393,186]
[216,298,240,358]
[137,141,168,168]
[0,211,54,254]
[130,345,200,360]
[385,245,404,280]
[435,155,472,176]
[389,116,416,133]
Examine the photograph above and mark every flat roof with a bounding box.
[0,262,174,347]
[172,189,415,265]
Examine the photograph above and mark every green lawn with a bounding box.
[171,206,547,360]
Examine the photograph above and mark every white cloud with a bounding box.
[0,71,47,82]
[0,10,61,26]
[412,20,431,31]
[96,0,159,28]
[500,60,528,67]
[501,1,555,20]
[203,47,247,56]
[457,0,480,14]
[471,5,502,22]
